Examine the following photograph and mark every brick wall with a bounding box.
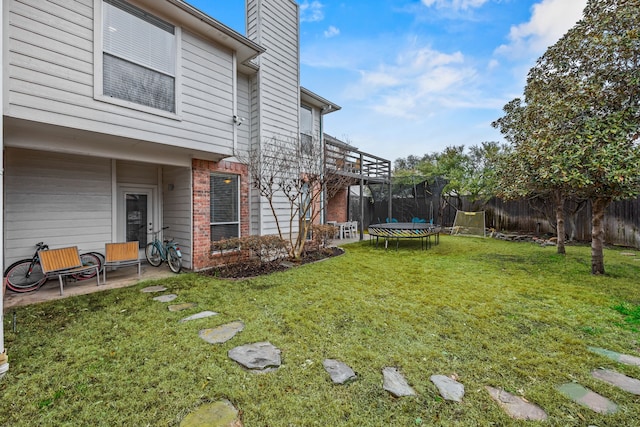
[192,159,249,270]
[327,188,348,222]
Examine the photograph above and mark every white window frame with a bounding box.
[93,0,182,119]
[300,104,314,155]
[210,173,240,242]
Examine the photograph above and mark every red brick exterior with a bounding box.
[327,188,348,222]
[192,159,249,270]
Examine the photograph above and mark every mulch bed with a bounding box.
[201,246,344,279]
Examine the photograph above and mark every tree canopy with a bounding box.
[493,0,640,274]
[394,142,504,210]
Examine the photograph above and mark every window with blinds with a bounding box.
[102,0,176,112]
[210,174,240,242]
[300,105,314,155]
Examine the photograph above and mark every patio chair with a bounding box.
[103,241,141,283]
[349,221,358,237]
[38,246,100,295]
[342,222,352,238]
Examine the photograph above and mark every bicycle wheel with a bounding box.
[145,243,162,267]
[5,259,46,292]
[166,247,182,273]
[89,251,105,272]
[72,253,102,280]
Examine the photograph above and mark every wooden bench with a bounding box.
[103,242,141,283]
[38,246,100,295]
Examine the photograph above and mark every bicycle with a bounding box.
[145,227,182,273]
[4,242,103,293]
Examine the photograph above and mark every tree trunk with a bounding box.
[554,191,566,255]
[591,197,610,275]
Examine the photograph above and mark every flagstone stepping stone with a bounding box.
[430,375,464,402]
[141,285,167,293]
[592,368,640,395]
[323,359,357,384]
[168,302,197,312]
[180,311,219,323]
[557,383,618,414]
[200,321,245,344]
[153,294,178,302]
[485,386,548,421]
[382,367,416,397]
[180,399,242,427]
[228,341,281,372]
[588,346,640,367]
[620,252,636,256]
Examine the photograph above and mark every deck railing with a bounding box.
[324,138,391,184]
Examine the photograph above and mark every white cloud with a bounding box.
[323,25,340,38]
[421,0,489,11]
[345,44,479,119]
[299,1,324,23]
[496,0,587,58]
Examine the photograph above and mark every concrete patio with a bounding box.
[3,263,175,310]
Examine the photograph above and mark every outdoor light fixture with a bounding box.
[232,115,245,126]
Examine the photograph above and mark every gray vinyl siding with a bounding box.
[5,0,236,156]
[247,0,300,236]
[236,73,251,155]
[4,148,112,265]
[116,161,159,187]
[162,166,192,269]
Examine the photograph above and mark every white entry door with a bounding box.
[119,186,157,256]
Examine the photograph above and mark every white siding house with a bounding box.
[2,0,339,270]
[0,0,342,375]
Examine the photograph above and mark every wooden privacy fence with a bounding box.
[357,193,640,249]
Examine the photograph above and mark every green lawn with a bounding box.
[2,236,639,426]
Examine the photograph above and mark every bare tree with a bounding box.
[241,135,352,260]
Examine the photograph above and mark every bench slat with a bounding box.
[38,246,100,295]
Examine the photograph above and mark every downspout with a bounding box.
[320,111,325,224]
[387,162,392,223]
[232,51,238,156]
[359,152,364,240]
[0,0,8,378]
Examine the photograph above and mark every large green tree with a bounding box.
[494,0,640,274]
[394,142,504,212]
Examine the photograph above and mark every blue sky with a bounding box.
[186,0,587,163]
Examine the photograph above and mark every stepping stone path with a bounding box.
[485,386,548,421]
[430,375,464,402]
[382,367,415,397]
[557,383,618,414]
[228,341,281,373]
[180,311,218,323]
[323,359,356,384]
[199,321,245,344]
[141,285,639,423]
[141,285,167,293]
[588,346,640,367]
[592,368,640,395]
[153,294,177,302]
[179,400,242,427]
[169,302,197,312]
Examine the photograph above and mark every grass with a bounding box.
[1,236,640,426]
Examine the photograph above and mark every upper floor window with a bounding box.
[101,0,177,113]
[300,105,313,154]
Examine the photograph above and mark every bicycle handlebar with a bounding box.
[149,226,170,235]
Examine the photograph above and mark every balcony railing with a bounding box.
[324,136,391,184]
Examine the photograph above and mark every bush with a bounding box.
[309,224,336,250]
